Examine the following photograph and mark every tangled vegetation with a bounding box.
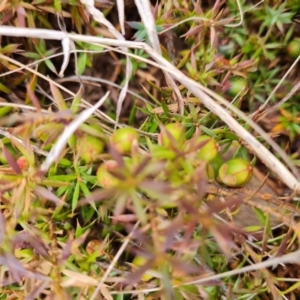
[1,0,300,299]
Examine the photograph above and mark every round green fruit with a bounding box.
[196,135,218,162]
[63,222,72,230]
[227,77,248,97]
[218,158,253,187]
[110,127,139,155]
[158,123,185,148]
[97,160,119,188]
[287,39,300,59]
[78,135,105,163]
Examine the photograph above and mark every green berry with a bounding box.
[196,135,218,162]
[78,135,105,163]
[218,158,253,187]
[158,123,185,148]
[96,160,119,188]
[227,77,248,97]
[287,40,300,59]
[63,222,72,230]
[110,127,139,155]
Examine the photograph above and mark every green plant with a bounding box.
[128,21,164,44]
[97,160,120,188]
[21,39,59,74]
[195,135,219,162]
[271,106,300,141]
[73,40,104,75]
[287,39,300,58]
[218,158,253,187]
[110,127,139,155]
[206,154,224,179]
[158,123,186,148]
[226,76,248,97]
[77,135,105,163]
[1,0,300,298]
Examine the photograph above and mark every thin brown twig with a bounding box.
[206,181,300,214]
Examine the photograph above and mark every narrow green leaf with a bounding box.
[37,39,47,53]
[71,5,82,34]
[0,44,22,54]
[49,81,68,110]
[70,86,83,114]
[44,59,58,75]
[68,134,77,149]
[80,182,98,213]
[85,55,92,68]
[72,182,80,213]
[55,186,69,197]
[47,175,77,181]
[54,0,62,12]
[77,52,87,75]
[87,43,104,52]
[127,21,145,30]
[41,180,72,188]
[0,82,11,94]
[37,14,53,29]
[281,281,300,295]
[129,102,137,126]
[79,182,90,197]
[80,174,97,185]
[21,52,41,59]
[131,192,146,224]
[0,106,12,117]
